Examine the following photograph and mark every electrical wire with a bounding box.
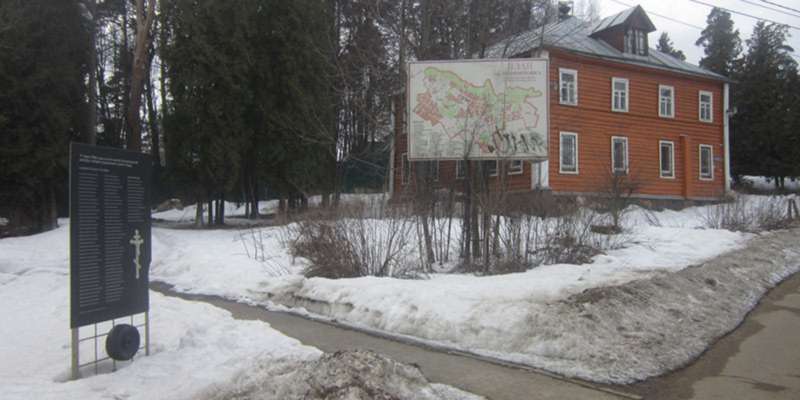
[756,0,800,15]
[738,0,800,19]
[688,0,800,30]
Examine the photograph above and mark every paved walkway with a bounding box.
[151,282,633,400]
[631,268,800,399]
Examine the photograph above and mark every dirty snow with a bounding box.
[0,221,478,399]
[201,350,483,400]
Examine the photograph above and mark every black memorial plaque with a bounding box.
[70,143,151,328]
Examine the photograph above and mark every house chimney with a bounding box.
[558,1,573,21]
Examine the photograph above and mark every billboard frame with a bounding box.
[405,57,550,161]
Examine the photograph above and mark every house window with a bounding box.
[611,136,629,174]
[401,153,410,185]
[508,160,524,175]
[612,78,629,112]
[659,85,674,118]
[699,91,713,122]
[426,160,440,182]
[483,160,498,177]
[624,29,648,56]
[559,68,578,105]
[456,160,466,180]
[559,132,578,174]
[659,140,675,178]
[699,144,713,180]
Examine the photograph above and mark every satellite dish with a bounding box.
[105,324,141,361]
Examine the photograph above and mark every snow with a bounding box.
[740,175,800,192]
[1,219,483,400]
[0,221,320,400]
[144,199,785,383]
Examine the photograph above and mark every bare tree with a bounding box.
[126,0,156,151]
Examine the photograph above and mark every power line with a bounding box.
[756,0,800,15]
[689,0,800,31]
[738,0,800,19]
[608,0,704,30]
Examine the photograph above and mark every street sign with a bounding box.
[69,143,151,328]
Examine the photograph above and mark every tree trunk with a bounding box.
[126,0,157,151]
[86,0,98,145]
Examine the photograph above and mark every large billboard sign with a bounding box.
[70,143,151,328]
[407,58,549,160]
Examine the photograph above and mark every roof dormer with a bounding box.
[590,5,656,56]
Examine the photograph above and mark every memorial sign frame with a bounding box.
[69,143,152,379]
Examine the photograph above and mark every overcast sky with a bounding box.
[592,0,800,65]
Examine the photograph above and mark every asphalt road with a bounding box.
[630,265,800,400]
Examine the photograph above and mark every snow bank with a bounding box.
[259,229,799,384]
[200,350,483,400]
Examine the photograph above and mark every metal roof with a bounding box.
[483,8,729,82]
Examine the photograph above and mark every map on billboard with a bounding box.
[407,59,549,160]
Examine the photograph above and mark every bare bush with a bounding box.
[236,228,291,277]
[702,195,793,232]
[282,199,420,279]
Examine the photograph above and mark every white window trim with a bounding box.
[456,160,466,180]
[559,132,579,174]
[611,136,629,174]
[699,144,714,181]
[699,90,713,123]
[659,140,675,179]
[611,77,629,112]
[401,153,410,185]
[559,68,578,106]
[659,85,675,118]
[507,160,524,175]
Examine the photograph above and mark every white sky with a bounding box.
[594,0,800,65]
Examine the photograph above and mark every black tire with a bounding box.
[105,324,141,361]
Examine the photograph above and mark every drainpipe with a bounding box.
[723,83,731,194]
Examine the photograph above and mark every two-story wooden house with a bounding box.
[391,5,732,202]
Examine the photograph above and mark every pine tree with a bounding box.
[695,7,741,76]
[0,0,89,233]
[656,32,686,61]
[733,22,797,186]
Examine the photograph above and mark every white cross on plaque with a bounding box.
[129,229,144,280]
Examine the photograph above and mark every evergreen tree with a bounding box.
[0,0,89,233]
[695,7,741,76]
[656,32,686,61]
[733,22,797,186]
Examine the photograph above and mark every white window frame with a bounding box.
[611,77,629,112]
[559,132,579,174]
[456,160,466,180]
[659,140,675,179]
[699,144,714,181]
[559,68,578,106]
[611,136,629,175]
[659,85,675,118]
[401,153,410,185]
[699,90,713,123]
[507,160,524,175]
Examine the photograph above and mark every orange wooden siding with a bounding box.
[392,50,727,200]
